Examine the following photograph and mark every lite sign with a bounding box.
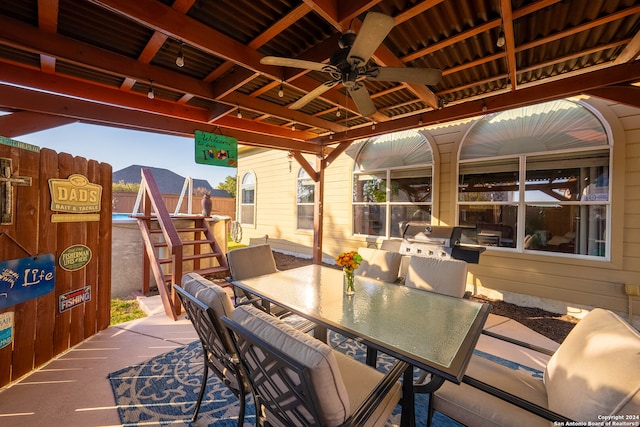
[0,255,55,310]
[195,130,238,168]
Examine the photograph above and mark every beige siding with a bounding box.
[237,99,640,325]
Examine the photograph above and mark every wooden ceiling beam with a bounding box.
[0,84,322,154]
[0,111,75,138]
[0,63,312,141]
[585,85,640,109]
[0,15,215,98]
[614,30,640,64]
[313,60,640,144]
[222,92,348,134]
[337,1,383,27]
[500,0,517,90]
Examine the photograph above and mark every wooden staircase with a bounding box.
[135,168,229,320]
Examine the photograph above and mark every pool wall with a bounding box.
[111,215,230,297]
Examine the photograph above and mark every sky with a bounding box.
[16,122,235,187]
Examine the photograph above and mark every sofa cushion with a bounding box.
[231,305,350,426]
[544,308,640,421]
[357,247,402,282]
[404,256,468,298]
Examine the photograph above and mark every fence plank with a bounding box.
[34,148,58,368]
[10,147,40,379]
[97,162,112,330]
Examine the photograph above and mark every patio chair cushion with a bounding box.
[227,244,278,280]
[544,308,640,421]
[404,256,468,298]
[357,247,403,282]
[182,273,236,352]
[231,305,350,425]
[433,354,550,427]
[182,273,234,319]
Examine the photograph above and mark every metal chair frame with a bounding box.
[222,314,407,427]
[174,285,247,425]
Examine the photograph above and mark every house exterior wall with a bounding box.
[236,98,640,327]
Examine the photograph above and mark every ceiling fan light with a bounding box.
[496,31,506,48]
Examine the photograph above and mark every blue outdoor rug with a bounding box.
[108,331,543,426]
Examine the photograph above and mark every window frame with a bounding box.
[296,168,315,231]
[239,171,256,227]
[457,101,612,261]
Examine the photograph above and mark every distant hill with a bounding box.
[113,165,232,197]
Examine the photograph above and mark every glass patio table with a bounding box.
[231,264,490,427]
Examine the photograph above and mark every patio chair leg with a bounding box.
[192,360,209,422]
[426,392,434,427]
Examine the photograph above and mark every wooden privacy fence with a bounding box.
[0,143,111,388]
[112,191,236,220]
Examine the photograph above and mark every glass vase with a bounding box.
[343,267,355,295]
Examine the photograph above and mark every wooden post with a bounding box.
[313,155,325,264]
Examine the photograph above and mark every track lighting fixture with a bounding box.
[496,31,506,48]
[176,42,185,67]
[147,80,155,99]
[278,80,284,98]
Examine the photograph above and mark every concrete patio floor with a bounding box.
[0,295,559,427]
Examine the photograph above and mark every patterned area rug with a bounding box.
[108,331,543,426]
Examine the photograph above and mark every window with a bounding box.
[353,130,433,238]
[297,169,314,230]
[458,99,611,258]
[240,172,255,225]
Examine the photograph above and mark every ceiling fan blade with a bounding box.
[260,56,337,73]
[368,66,442,85]
[347,12,395,64]
[348,83,377,117]
[289,80,339,110]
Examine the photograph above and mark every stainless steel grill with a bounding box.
[399,223,485,263]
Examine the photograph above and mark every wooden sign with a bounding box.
[0,254,55,309]
[48,174,102,222]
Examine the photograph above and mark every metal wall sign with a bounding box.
[0,254,56,309]
[0,311,13,350]
[59,244,92,271]
[59,286,91,313]
[48,174,102,222]
[194,130,238,168]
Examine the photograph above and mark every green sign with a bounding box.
[195,130,238,168]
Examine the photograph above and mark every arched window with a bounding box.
[353,130,433,238]
[240,172,255,225]
[296,169,315,230]
[458,99,611,258]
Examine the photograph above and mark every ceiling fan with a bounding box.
[260,12,442,117]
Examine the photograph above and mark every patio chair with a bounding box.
[222,304,408,427]
[428,308,640,426]
[356,247,403,283]
[404,256,468,298]
[227,244,289,316]
[174,274,247,425]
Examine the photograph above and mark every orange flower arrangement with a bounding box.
[335,250,363,272]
